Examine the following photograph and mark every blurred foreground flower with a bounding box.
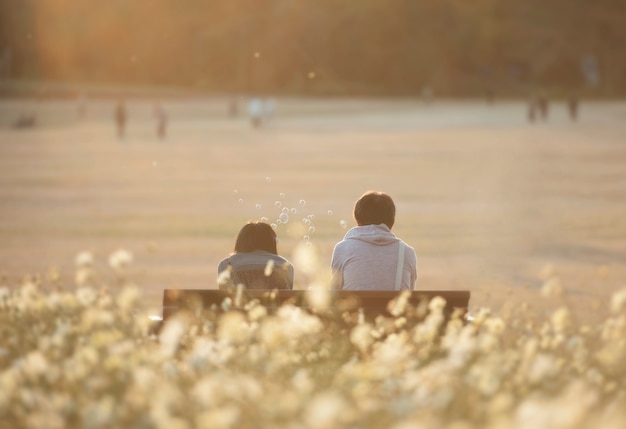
[541,276,564,298]
[75,251,94,267]
[108,249,133,272]
[610,288,626,314]
[2,263,626,429]
[117,286,140,312]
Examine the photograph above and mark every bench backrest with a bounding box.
[161,289,471,323]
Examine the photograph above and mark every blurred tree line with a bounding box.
[0,0,624,96]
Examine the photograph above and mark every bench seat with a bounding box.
[161,289,471,324]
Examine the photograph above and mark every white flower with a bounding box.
[217,311,250,344]
[428,296,446,313]
[305,284,331,312]
[264,259,275,276]
[388,290,411,316]
[116,286,140,311]
[276,305,322,338]
[22,351,49,378]
[551,306,571,333]
[76,287,98,306]
[133,367,158,392]
[75,251,94,267]
[304,391,349,429]
[0,287,11,301]
[527,353,559,385]
[350,323,374,353]
[292,369,314,394]
[75,267,93,287]
[196,406,240,429]
[217,267,231,286]
[610,288,626,314]
[159,317,187,357]
[82,396,115,429]
[541,276,563,297]
[108,249,133,271]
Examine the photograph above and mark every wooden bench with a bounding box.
[160,289,471,325]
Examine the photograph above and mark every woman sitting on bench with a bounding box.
[217,221,294,290]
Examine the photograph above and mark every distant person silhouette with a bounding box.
[115,99,127,139]
[217,221,294,290]
[155,103,167,139]
[486,87,495,105]
[567,95,579,121]
[77,92,87,119]
[421,86,434,105]
[527,96,537,123]
[248,98,263,128]
[13,114,36,129]
[537,93,549,121]
[263,98,275,123]
[228,97,238,117]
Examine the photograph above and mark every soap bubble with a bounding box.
[260,217,269,223]
[238,198,244,204]
[303,235,310,242]
[271,223,277,230]
[265,176,271,183]
[279,213,289,223]
[308,226,316,233]
[290,208,297,214]
[279,193,285,199]
[327,210,333,215]
[308,214,315,220]
[275,201,282,208]
[303,218,311,226]
[282,207,289,214]
[299,200,306,206]
[340,220,347,228]
[234,189,239,194]
[255,204,262,210]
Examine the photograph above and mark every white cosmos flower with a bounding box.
[610,288,626,314]
[108,249,133,271]
[75,251,94,267]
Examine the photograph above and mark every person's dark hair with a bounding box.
[353,191,395,229]
[234,221,278,254]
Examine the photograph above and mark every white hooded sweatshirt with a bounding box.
[330,224,417,290]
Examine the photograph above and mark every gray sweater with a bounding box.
[330,224,417,290]
[218,250,294,289]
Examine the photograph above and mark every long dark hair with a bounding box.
[234,221,278,254]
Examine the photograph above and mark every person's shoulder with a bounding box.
[217,256,231,272]
[273,253,293,266]
[400,240,417,256]
[332,238,350,253]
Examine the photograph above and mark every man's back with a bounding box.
[331,224,417,290]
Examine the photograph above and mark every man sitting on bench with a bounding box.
[330,191,417,291]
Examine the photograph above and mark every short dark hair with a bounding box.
[353,191,395,229]
[234,222,278,254]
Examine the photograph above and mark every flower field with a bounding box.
[2,262,625,429]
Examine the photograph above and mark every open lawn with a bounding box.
[1,97,625,320]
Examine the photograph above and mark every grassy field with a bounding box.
[1,96,625,319]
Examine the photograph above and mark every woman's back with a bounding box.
[217,250,294,290]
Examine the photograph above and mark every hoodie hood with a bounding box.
[344,224,399,246]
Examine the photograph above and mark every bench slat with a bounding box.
[162,289,470,321]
